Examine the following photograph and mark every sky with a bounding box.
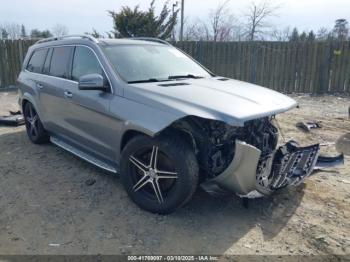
[0,0,349,35]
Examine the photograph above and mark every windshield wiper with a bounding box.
[168,74,204,80]
[128,78,170,84]
[128,74,204,84]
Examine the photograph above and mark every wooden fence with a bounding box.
[175,41,350,94]
[1,39,350,94]
[0,40,36,89]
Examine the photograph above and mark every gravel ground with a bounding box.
[0,91,349,256]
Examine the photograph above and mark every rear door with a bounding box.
[38,46,74,134]
[61,46,119,163]
[23,48,49,117]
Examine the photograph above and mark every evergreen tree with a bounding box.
[20,24,27,38]
[30,29,53,38]
[307,30,316,41]
[299,31,307,41]
[87,28,103,38]
[108,0,178,39]
[333,19,349,41]
[1,28,9,39]
[289,27,299,41]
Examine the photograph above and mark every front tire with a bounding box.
[120,133,199,214]
[23,102,49,144]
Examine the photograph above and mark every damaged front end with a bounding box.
[202,140,321,196]
[172,116,344,197]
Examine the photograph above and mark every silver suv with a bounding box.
[18,35,324,214]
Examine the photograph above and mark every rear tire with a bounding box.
[23,102,49,144]
[120,132,199,214]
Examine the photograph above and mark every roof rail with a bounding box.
[35,34,99,44]
[128,37,171,46]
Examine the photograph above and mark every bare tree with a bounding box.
[183,1,243,42]
[2,23,21,39]
[271,26,291,41]
[317,27,330,41]
[180,17,210,41]
[52,24,69,37]
[180,1,243,42]
[209,0,230,41]
[245,1,279,41]
[207,0,242,42]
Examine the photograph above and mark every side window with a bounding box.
[72,46,103,81]
[42,48,53,75]
[26,49,48,73]
[49,46,73,78]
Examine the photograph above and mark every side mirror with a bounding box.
[78,74,106,91]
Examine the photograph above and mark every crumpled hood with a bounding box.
[125,77,297,126]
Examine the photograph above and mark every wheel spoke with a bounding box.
[30,124,37,136]
[29,105,34,118]
[129,156,148,173]
[34,119,39,131]
[129,145,177,205]
[149,146,158,169]
[152,179,164,204]
[157,175,178,179]
[156,170,178,179]
[133,174,150,192]
[32,115,38,123]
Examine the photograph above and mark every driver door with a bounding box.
[62,46,119,163]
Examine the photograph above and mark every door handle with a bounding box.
[36,83,44,89]
[64,91,73,98]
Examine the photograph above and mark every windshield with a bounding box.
[102,44,211,83]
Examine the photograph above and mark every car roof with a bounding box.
[31,35,167,50]
[98,38,164,46]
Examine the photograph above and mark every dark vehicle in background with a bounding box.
[17,35,341,214]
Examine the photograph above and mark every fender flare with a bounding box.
[21,92,44,121]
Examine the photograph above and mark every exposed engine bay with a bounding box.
[171,116,344,196]
[173,116,279,177]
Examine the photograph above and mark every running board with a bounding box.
[50,136,117,173]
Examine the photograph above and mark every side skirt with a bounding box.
[50,136,118,174]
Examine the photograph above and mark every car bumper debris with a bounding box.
[0,113,25,126]
[201,140,344,197]
[201,140,261,195]
[314,154,344,170]
[296,121,322,132]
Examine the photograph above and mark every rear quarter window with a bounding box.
[49,46,73,78]
[26,49,48,73]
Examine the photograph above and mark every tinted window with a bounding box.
[27,49,48,73]
[49,47,73,78]
[42,48,53,75]
[72,46,103,81]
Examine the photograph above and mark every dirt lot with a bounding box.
[0,91,349,256]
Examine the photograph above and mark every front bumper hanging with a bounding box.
[201,140,344,196]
